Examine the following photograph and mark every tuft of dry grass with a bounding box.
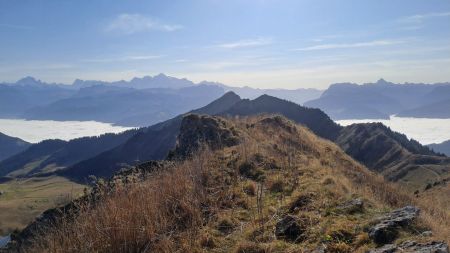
[243,181,257,196]
[234,241,271,253]
[268,178,284,193]
[199,232,217,249]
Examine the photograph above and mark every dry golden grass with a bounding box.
[28,159,211,252]
[20,115,449,252]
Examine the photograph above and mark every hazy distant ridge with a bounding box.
[305,79,450,120]
[428,140,450,156]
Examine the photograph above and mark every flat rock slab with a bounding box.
[369,241,449,253]
[369,206,420,244]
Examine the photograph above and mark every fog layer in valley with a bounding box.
[0,119,132,143]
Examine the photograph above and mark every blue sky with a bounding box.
[1,0,450,89]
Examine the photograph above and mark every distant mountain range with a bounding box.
[72,73,196,89]
[2,92,448,194]
[22,84,225,127]
[3,76,449,125]
[0,78,75,118]
[3,76,450,128]
[0,74,322,127]
[305,79,450,120]
[0,133,30,161]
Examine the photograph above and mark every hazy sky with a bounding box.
[1,0,450,89]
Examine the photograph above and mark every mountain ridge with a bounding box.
[336,123,449,189]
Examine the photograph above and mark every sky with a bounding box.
[1,0,450,89]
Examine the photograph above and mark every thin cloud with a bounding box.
[195,56,276,71]
[106,14,182,34]
[83,55,164,63]
[400,12,450,23]
[397,12,450,30]
[125,55,163,60]
[293,40,404,51]
[215,38,272,49]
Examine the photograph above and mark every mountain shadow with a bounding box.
[0,133,30,162]
[0,130,138,178]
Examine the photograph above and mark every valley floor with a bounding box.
[0,176,85,236]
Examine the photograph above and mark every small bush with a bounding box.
[327,242,352,253]
[239,162,265,181]
[328,229,354,244]
[268,178,284,193]
[354,233,370,247]
[244,181,257,196]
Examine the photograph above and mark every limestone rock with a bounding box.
[336,198,364,214]
[368,206,420,244]
[172,114,240,159]
[369,241,449,253]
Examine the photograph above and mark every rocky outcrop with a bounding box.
[369,240,449,253]
[336,198,364,214]
[369,206,420,244]
[171,114,240,159]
